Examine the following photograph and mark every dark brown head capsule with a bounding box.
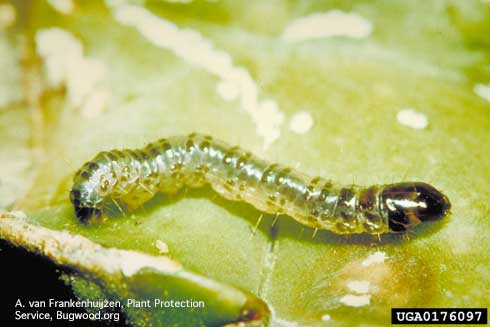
[381,182,451,232]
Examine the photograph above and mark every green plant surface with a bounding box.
[1,1,490,326]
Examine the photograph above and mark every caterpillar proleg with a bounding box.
[70,133,450,234]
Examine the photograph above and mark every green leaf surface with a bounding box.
[1,1,490,326]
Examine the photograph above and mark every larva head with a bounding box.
[381,182,450,232]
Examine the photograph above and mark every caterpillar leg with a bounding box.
[402,230,416,241]
[110,197,126,217]
[249,213,264,239]
[271,213,279,227]
[119,190,155,212]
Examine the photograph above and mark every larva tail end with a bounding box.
[382,182,451,232]
[74,206,102,223]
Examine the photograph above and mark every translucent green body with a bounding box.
[70,134,450,234]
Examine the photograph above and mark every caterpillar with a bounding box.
[70,133,450,234]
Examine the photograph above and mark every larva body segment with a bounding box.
[70,134,451,234]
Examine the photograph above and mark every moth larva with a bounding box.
[70,133,451,234]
